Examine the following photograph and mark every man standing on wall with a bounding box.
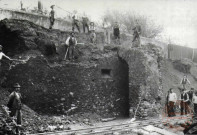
[72,11,80,33]
[49,5,55,29]
[7,83,23,134]
[132,20,141,47]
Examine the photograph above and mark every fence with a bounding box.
[168,44,197,63]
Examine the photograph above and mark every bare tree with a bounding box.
[101,10,163,39]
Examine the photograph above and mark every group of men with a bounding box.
[48,5,141,47]
[166,75,197,117]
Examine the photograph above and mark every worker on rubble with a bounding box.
[49,5,55,29]
[132,19,141,47]
[65,32,77,61]
[166,88,177,117]
[113,21,120,45]
[72,11,80,33]
[180,75,191,90]
[82,14,89,33]
[7,83,23,134]
[0,45,13,65]
[89,22,96,44]
[103,18,111,44]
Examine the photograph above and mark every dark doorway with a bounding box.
[116,58,130,117]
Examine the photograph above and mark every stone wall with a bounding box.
[0,9,71,31]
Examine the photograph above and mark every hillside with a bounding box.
[0,18,196,134]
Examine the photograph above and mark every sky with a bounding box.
[0,0,197,48]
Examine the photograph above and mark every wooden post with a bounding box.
[192,48,195,61]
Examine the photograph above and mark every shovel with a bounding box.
[129,98,142,123]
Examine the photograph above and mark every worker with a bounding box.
[0,45,13,65]
[65,32,77,61]
[7,83,23,134]
[132,20,141,47]
[89,22,96,44]
[49,5,55,29]
[72,11,80,33]
[180,75,191,90]
[82,14,89,33]
[103,18,111,44]
[113,22,120,45]
[166,88,177,117]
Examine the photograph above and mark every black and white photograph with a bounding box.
[0,0,197,134]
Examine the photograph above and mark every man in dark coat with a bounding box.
[65,32,77,61]
[7,83,22,134]
[49,5,55,29]
[113,22,120,45]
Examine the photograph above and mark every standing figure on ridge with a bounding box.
[72,11,81,33]
[113,21,120,45]
[103,18,111,44]
[132,20,141,47]
[89,22,96,45]
[82,14,89,33]
[49,5,55,29]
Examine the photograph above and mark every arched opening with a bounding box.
[117,58,130,117]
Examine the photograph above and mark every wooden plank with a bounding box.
[142,125,177,135]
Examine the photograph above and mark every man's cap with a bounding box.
[70,32,75,36]
[13,83,21,88]
[50,5,55,8]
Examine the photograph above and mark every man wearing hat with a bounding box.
[113,21,120,45]
[7,83,22,129]
[0,45,13,64]
[167,88,177,117]
[193,90,197,117]
[89,22,96,44]
[49,5,55,29]
[65,32,77,61]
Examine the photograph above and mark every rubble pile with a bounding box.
[0,18,167,134]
